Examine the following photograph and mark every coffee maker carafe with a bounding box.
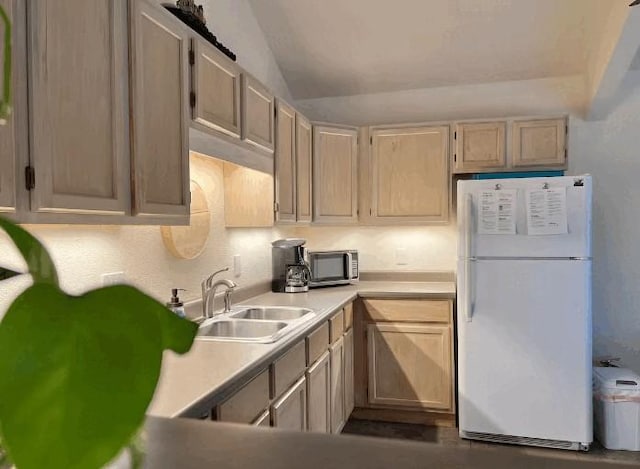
[271,238,311,293]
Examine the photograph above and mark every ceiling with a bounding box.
[248,0,607,100]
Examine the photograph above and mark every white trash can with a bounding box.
[593,367,640,451]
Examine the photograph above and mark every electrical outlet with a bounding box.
[233,255,241,277]
[395,248,408,266]
[101,272,125,286]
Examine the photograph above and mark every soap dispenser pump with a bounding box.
[167,288,186,318]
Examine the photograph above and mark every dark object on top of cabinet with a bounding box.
[163,3,237,61]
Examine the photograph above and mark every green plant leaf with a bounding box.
[0,217,58,285]
[0,283,198,469]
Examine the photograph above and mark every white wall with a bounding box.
[0,155,279,315]
[279,224,456,272]
[295,75,587,126]
[568,85,640,374]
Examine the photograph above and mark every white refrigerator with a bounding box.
[457,175,593,451]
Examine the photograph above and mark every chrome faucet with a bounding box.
[202,267,237,318]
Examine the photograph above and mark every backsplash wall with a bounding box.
[280,224,457,272]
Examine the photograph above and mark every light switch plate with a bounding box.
[101,271,125,286]
[233,255,241,277]
[395,248,408,265]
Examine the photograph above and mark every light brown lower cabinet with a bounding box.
[367,322,453,411]
[252,409,270,427]
[271,376,307,431]
[306,351,331,433]
[354,298,455,427]
[343,327,355,419]
[215,369,270,423]
[330,336,345,433]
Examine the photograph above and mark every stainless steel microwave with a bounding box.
[307,250,359,288]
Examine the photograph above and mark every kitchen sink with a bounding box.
[197,319,288,342]
[196,306,317,344]
[229,307,314,321]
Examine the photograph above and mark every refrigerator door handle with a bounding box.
[464,193,475,322]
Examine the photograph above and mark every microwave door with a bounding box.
[310,252,350,285]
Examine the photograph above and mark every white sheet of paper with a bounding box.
[526,187,568,235]
[478,189,517,235]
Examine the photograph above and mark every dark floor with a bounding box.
[343,419,640,466]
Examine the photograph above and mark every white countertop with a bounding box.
[148,280,455,418]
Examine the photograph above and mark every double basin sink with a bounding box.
[196,306,316,344]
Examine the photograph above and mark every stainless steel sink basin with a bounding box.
[197,319,288,342]
[229,307,314,321]
[196,306,317,344]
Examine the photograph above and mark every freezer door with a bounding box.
[457,259,592,443]
[457,176,592,259]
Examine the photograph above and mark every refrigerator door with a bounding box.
[457,176,591,259]
[457,258,592,445]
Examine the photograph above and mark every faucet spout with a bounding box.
[202,269,237,318]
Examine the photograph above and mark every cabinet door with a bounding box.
[241,74,275,153]
[274,100,296,223]
[344,327,355,419]
[192,38,241,138]
[0,0,15,212]
[252,409,271,427]
[512,118,567,168]
[371,126,449,223]
[295,114,313,223]
[28,0,129,214]
[330,335,345,433]
[130,0,190,219]
[306,351,331,433]
[313,125,358,224]
[367,323,452,411]
[454,122,506,173]
[223,162,274,227]
[272,376,307,431]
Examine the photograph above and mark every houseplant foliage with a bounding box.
[0,217,198,468]
[0,5,11,123]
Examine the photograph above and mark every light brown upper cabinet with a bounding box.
[512,118,567,168]
[313,125,358,224]
[130,0,190,219]
[241,73,275,153]
[223,162,274,227]
[0,0,15,213]
[367,322,453,411]
[274,100,297,223]
[454,122,506,173]
[191,37,241,139]
[295,114,313,223]
[27,0,130,215]
[370,125,449,223]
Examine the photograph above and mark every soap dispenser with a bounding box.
[166,288,186,318]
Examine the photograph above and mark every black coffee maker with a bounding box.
[271,238,311,293]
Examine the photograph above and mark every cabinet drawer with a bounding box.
[306,322,329,366]
[344,303,353,331]
[271,340,306,398]
[329,309,345,343]
[363,299,451,324]
[216,369,270,423]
